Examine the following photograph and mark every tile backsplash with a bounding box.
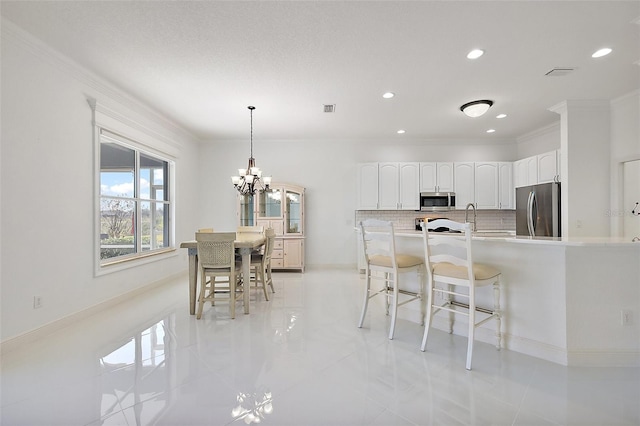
[355,209,516,231]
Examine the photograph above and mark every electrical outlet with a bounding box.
[621,309,632,326]
[33,296,42,309]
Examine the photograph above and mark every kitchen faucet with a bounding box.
[465,203,477,232]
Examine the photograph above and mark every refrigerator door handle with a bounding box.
[527,191,536,236]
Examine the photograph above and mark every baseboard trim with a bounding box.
[567,350,640,367]
[0,272,185,355]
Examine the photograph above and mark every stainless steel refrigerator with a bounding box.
[516,182,561,237]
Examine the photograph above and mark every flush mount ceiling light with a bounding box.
[397,129,406,134]
[382,92,395,99]
[460,100,494,118]
[496,113,507,119]
[467,49,484,59]
[592,47,612,58]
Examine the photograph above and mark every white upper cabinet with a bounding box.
[419,162,454,192]
[454,162,475,210]
[514,155,539,187]
[378,162,400,210]
[398,162,420,210]
[357,162,419,210]
[537,150,560,183]
[498,162,514,209]
[356,163,378,210]
[514,150,560,187]
[475,162,500,209]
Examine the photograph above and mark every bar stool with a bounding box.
[421,219,502,370]
[358,219,425,340]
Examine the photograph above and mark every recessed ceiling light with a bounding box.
[383,92,395,99]
[486,129,496,133]
[397,129,406,134]
[467,49,484,59]
[496,113,507,119]
[592,48,612,58]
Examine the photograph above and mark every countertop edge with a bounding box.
[357,228,640,247]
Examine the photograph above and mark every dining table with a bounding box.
[180,233,266,316]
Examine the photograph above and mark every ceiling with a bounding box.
[2,1,639,143]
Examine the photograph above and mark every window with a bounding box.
[99,129,172,265]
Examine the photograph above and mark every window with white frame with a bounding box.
[99,129,172,264]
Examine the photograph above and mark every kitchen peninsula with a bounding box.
[358,228,640,367]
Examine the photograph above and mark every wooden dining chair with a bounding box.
[250,228,276,299]
[195,232,243,319]
[237,225,264,234]
[237,226,265,255]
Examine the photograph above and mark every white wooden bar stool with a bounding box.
[358,219,425,340]
[421,219,502,370]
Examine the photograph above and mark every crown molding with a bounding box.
[516,121,561,144]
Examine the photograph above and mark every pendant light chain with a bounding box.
[230,105,271,195]
[249,105,254,159]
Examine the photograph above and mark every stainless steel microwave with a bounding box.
[420,192,455,212]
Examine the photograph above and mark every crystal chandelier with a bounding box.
[231,106,271,195]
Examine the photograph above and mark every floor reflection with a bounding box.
[99,316,174,425]
[231,388,274,424]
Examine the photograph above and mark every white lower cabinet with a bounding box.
[269,238,304,271]
[283,238,304,271]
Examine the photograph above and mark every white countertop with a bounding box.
[389,228,640,247]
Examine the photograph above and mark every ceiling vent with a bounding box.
[545,67,575,77]
[323,104,336,113]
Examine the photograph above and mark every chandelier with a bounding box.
[231,106,271,195]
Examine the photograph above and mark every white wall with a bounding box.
[610,91,640,236]
[3,15,638,344]
[199,140,517,268]
[516,122,561,159]
[0,21,201,342]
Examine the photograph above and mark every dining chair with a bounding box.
[195,232,242,319]
[237,225,264,234]
[237,225,265,255]
[421,219,502,370]
[358,219,425,340]
[250,228,276,300]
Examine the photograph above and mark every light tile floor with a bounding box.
[1,268,639,425]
